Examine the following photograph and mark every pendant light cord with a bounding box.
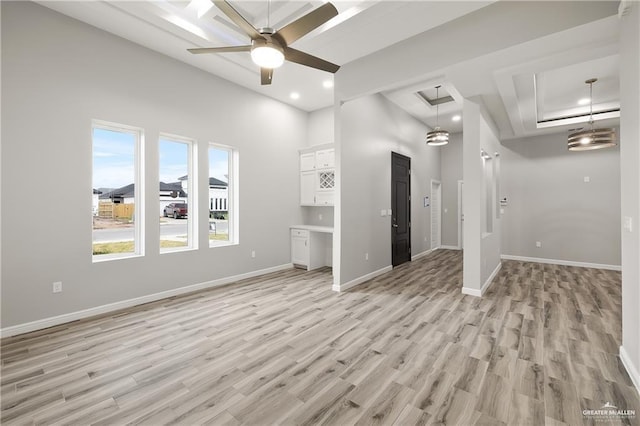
[589,81,593,127]
[435,86,440,128]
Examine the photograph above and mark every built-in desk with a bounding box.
[290,225,333,271]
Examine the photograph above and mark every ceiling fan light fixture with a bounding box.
[568,78,617,151]
[251,39,284,69]
[426,85,449,146]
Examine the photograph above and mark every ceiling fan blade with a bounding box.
[188,45,252,54]
[261,68,274,85]
[275,2,338,46]
[213,0,263,40]
[284,47,340,73]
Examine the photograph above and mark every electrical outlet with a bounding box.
[251,250,256,258]
[536,241,541,248]
[365,252,369,261]
[52,281,62,293]
[444,208,448,213]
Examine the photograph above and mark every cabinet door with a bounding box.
[300,152,316,171]
[300,171,316,205]
[315,149,335,169]
[291,229,309,267]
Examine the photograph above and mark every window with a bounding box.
[92,121,144,260]
[209,144,236,246]
[159,135,196,252]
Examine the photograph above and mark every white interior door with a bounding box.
[458,180,464,249]
[431,180,441,249]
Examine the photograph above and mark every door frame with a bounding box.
[458,180,464,249]
[430,179,441,249]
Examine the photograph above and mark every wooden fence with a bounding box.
[98,202,134,220]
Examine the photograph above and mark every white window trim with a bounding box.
[92,119,145,262]
[209,142,238,248]
[159,133,198,254]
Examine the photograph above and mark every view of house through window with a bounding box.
[159,136,194,252]
[92,122,142,259]
[209,145,232,245]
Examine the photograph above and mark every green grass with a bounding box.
[209,233,229,241]
[93,240,188,255]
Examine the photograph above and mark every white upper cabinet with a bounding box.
[299,144,335,206]
[315,149,335,169]
[300,152,316,171]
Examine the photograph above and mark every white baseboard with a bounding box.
[462,261,501,297]
[461,287,482,297]
[440,245,461,250]
[411,248,433,261]
[0,263,293,338]
[620,346,640,395]
[501,254,621,271]
[333,265,393,292]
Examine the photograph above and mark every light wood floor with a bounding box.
[2,250,639,425]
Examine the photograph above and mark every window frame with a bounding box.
[159,133,198,254]
[208,142,238,248]
[92,119,145,262]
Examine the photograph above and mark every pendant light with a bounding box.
[568,78,616,151]
[426,86,449,146]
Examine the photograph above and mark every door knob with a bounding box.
[392,224,398,228]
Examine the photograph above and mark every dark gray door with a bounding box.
[391,152,411,267]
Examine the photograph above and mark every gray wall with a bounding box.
[501,131,621,267]
[338,94,440,286]
[619,2,640,389]
[1,2,306,328]
[441,133,463,247]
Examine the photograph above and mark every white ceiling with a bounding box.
[38,0,622,140]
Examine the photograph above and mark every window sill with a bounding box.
[209,240,237,249]
[93,253,143,263]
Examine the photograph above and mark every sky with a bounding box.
[93,127,229,190]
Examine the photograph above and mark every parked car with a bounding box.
[164,203,188,219]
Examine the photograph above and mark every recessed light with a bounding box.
[323,80,334,89]
[578,97,590,105]
[451,115,461,122]
[290,92,300,100]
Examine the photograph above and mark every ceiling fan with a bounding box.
[188,0,340,85]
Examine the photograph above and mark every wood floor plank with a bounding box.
[1,251,637,425]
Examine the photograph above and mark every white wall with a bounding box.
[337,94,440,288]
[501,132,621,267]
[1,2,306,329]
[307,107,334,147]
[619,1,640,393]
[440,133,463,247]
[462,99,502,295]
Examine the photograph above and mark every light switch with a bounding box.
[500,208,505,214]
[444,208,448,213]
[584,176,590,183]
[387,209,392,216]
[624,216,633,232]
[380,209,386,217]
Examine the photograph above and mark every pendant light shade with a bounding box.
[568,78,617,151]
[426,85,449,146]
